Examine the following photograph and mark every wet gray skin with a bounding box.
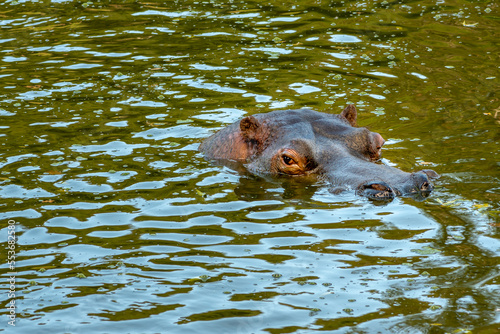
[200,105,439,200]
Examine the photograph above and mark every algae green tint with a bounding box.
[0,1,498,333]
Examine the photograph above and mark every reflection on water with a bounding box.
[0,0,498,333]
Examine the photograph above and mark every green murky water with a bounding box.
[0,0,499,333]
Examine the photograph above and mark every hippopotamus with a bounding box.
[199,105,439,200]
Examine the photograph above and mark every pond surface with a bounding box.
[0,0,499,333]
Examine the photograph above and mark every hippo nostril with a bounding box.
[412,172,434,193]
[357,181,395,200]
[368,183,388,191]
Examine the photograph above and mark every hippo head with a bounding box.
[199,105,439,200]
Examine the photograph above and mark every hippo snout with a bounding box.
[355,169,440,200]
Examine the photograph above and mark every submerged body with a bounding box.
[200,105,438,199]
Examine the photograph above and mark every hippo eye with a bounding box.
[282,155,296,166]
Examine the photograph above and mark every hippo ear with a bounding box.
[240,115,260,140]
[340,104,357,127]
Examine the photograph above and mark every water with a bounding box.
[0,0,499,333]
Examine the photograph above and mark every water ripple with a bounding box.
[0,1,498,333]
